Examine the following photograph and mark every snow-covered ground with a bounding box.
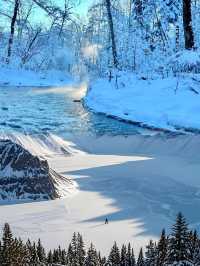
[0,66,72,87]
[0,133,200,255]
[85,72,200,132]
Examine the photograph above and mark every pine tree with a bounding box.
[156,229,168,266]
[121,244,127,266]
[131,248,136,266]
[137,248,144,266]
[47,250,53,264]
[67,243,74,265]
[77,233,86,266]
[37,238,46,263]
[188,230,198,262]
[85,243,100,266]
[1,223,15,266]
[61,248,67,265]
[127,243,136,266]
[167,212,190,264]
[145,240,157,266]
[108,242,121,266]
[193,239,200,266]
[99,252,106,266]
[53,249,60,263]
[14,238,30,266]
[28,242,40,265]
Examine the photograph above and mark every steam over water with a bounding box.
[0,84,155,137]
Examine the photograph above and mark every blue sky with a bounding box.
[75,0,94,15]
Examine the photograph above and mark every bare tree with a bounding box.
[105,0,118,68]
[183,0,194,49]
[6,0,19,63]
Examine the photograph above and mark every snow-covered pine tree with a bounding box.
[167,212,191,265]
[85,243,100,266]
[193,239,200,265]
[53,249,60,264]
[137,248,145,266]
[156,229,168,266]
[47,250,54,264]
[61,248,67,265]
[37,238,46,263]
[28,241,40,265]
[121,244,127,266]
[108,241,121,266]
[1,223,15,265]
[66,243,74,265]
[145,239,157,266]
[77,232,86,266]
[188,229,198,262]
[127,243,136,266]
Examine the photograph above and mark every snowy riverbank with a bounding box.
[85,73,200,132]
[0,66,72,87]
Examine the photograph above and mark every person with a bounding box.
[105,218,108,224]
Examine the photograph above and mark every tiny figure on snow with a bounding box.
[105,218,108,224]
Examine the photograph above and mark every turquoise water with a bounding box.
[0,86,155,136]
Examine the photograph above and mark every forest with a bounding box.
[1,213,200,266]
[0,0,198,78]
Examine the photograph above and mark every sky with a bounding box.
[0,0,94,29]
[75,0,94,16]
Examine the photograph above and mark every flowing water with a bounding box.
[0,84,156,137]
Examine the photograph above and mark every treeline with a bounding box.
[0,213,200,265]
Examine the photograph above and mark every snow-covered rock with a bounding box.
[0,139,72,201]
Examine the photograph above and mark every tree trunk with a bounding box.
[105,0,118,68]
[183,0,194,49]
[135,0,143,19]
[7,0,19,63]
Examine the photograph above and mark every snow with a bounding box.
[0,66,73,87]
[0,133,200,255]
[85,72,200,132]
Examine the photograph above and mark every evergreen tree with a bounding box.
[156,229,168,266]
[127,243,136,266]
[47,250,53,264]
[193,239,200,266]
[121,244,127,266]
[37,238,46,263]
[108,242,121,266]
[67,243,74,265]
[53,249,60,263]
[167,212,190,264]
[99,252,106,266]
[77,233,86,266]
[1,223,15,266]
[85,243,100,266]
[137,248,144,266]
[131,248,136,266]
[28,242,40,265]
[14,238,30,266]
[61,248,67,265]
[188,230,198,262]
[145,240,157,266]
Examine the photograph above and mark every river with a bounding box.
[0,84,158,137]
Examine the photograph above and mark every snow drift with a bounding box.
[85,72,200,132]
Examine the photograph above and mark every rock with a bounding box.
[73,99,81,103]
[0,139,71,201]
